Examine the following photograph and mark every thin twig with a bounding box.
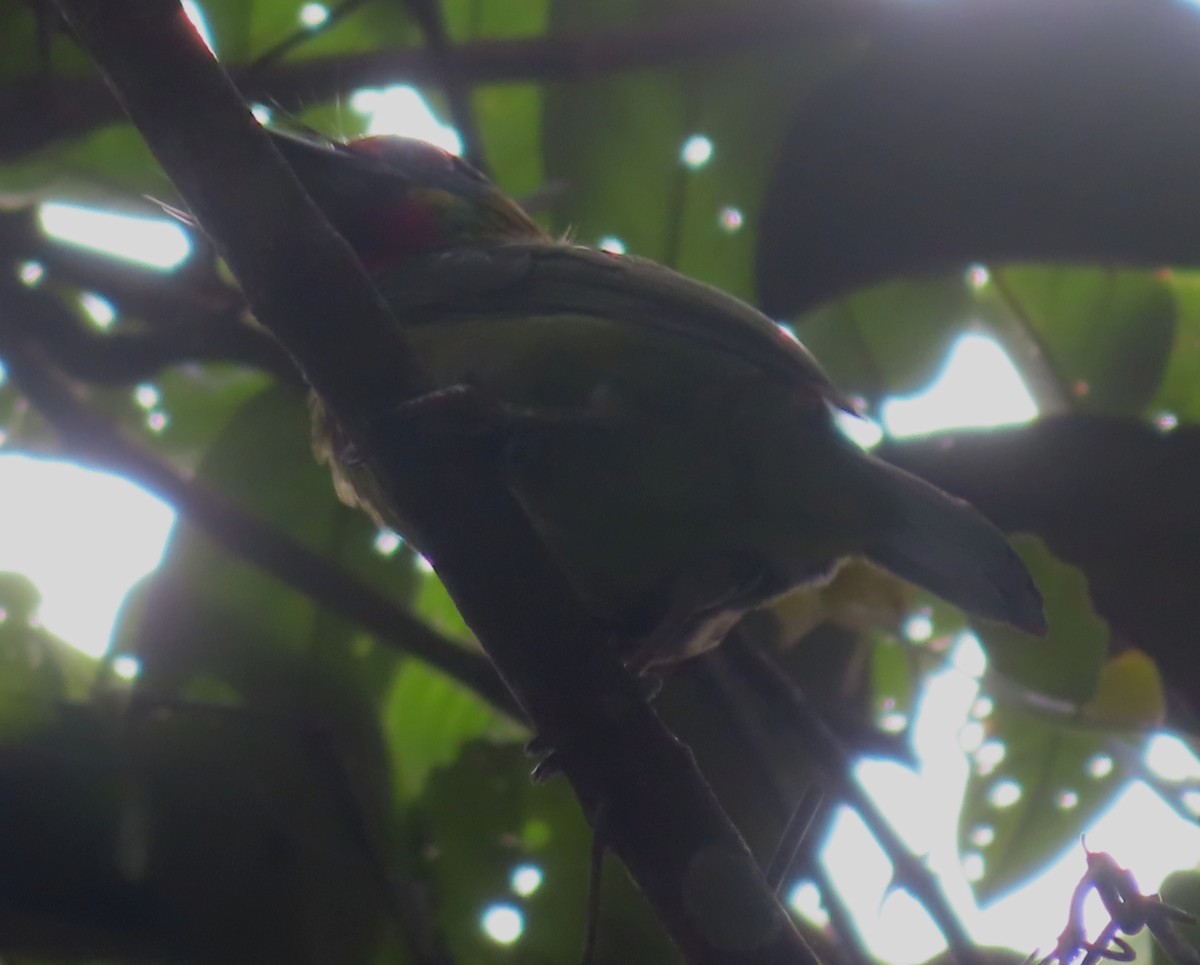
[580,803,607,965]
[767,784,824,894]
[1,2,860,163]
[397,0,489,174]
[0,208,298,383]
[299,720,455,965]
[246,0,376,73]
[692,651,877,965]
[726,632,985,965]
[0,292,517,718]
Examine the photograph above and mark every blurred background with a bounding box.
[2,0,1200,962]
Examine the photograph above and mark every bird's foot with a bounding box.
[525,734,565,783]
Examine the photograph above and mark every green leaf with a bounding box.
[0,573,69,737]
[974,535,1108,704]
[544,0,851,301]
[135,382,418,678]
[0,2,93,80]
[871,636,916,728]
[0,123,166,203]
[987,266,1176,416]
[128,364,276,470]
[1153,268,1200,423]
[1084,649,1165,730]
[412,563,473,643]
[960,704,1124,903]
[418,741,678,964]
[792,273,972,404]
[384,658,518,802]
[444,0,550,197]
[1156,871,1200,965]
[120,382,422,866]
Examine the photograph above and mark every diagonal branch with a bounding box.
[49,1,815,960]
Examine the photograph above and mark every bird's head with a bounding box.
[270,130,547,272]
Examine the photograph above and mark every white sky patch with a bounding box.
[821,805,945,963]
[181,1,216,55]
[882,334,1038,437]
[976,783,1200,952]
[374,530,403,556]
[718,205,744,233]
[351,86,462,154]
[787,881,829,926]
[299,3,330,27]
[951,632,988,678]
[134,384,161,410]
[510,863,544,897]
[78,292,116,329]
[1144,733,1200,781]
[903,611,934,642]
[40,204,191,271]
[835,410,884,449]
[18,261,44,286]
[480,903,523,944]
[0,456,175,656]
[820,626,1200,962]
[680,135,714,170]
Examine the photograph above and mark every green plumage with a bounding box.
[285,133,1045,666]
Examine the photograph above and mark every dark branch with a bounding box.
[2,2,852,163]
[245,0,375,72]
[49,1,814,959]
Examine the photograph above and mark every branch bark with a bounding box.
[48,1,815,959]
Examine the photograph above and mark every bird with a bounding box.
[270,130,1046,669]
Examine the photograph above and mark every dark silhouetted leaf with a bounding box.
[757,0,1200,314]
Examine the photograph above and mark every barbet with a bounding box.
[272,132,1045,668]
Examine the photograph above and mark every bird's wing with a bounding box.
[373,242,855,412]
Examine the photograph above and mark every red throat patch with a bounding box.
[357,194,448,273]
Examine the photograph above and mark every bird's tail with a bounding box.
[861,455,1046,634]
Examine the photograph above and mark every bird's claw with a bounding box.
[525,735,565,783]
